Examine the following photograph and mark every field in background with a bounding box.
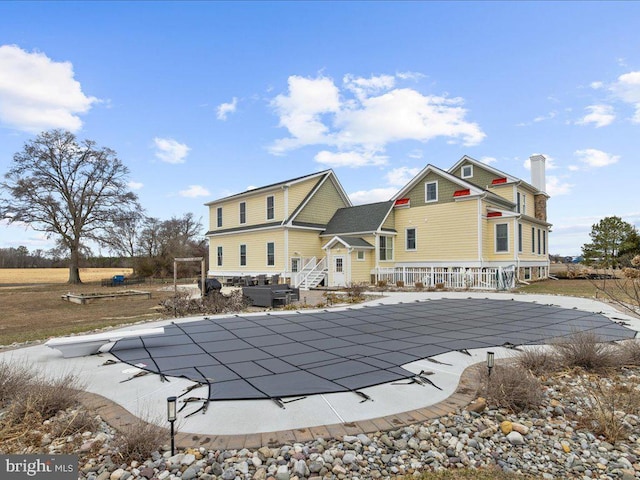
[0,268,134,284]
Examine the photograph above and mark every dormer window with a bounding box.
[462,165,473,179]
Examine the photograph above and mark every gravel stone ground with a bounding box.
[39,366,640,480]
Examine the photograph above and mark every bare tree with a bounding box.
[135,213,205,277]
[103,211,146,258]
[0,130,141,283]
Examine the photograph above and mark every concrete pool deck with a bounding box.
[2,291,638,449]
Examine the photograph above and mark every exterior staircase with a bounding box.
[294,257,327,290]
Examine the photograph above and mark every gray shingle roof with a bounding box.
[322,201,394,235]
[335,236,374,248]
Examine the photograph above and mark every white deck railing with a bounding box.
[373,266,516,290]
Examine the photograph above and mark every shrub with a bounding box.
[377,280,388,289]
[516,346,560,376]
[396,280,405,288]
[345,283,366,302]
[7,373,84,422]
[415,281,424,291]
[0,360,34,407]
[552,331,622,372]
[113,416,166,463]
[160,290,251,316]
[483,364,543,413]
[618,339,640,366]
[576,375,640,443]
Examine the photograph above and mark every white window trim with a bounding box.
[239,202,246,224]
[216,207,223,228]
[356,251,365,261]
[462,165,473,179]
[379,235,394,261]
[239,244,247,267]
[523,267,531,280]
[405,227,417,251]
[266,241,275,266]
[518,223,523,253]
[217,246,223,267]
[266,195,275,220]
[495,223,509,253]
[425,181,438,203]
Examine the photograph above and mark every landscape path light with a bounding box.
[486,351,495,378]
[167,396,177,456]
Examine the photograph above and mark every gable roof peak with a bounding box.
[205,168,336,205]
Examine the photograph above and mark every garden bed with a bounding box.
[61,290,151,304]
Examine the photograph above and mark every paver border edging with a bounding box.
[77,362,483,451]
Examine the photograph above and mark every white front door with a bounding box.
[332,255,346,287]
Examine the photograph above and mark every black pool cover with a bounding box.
[110,298,636,401]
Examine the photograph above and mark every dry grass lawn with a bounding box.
[0,268,133,284]
[0,269,176,345]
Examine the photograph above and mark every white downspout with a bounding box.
[477,198,482,266]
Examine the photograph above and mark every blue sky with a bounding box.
[1,1,639,256]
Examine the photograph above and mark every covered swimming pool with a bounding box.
[110,298,636,402]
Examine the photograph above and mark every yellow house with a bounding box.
[205,155,551,289]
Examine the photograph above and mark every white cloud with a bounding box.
[343,74,395,100]
[334,88,485,149]
[153,137,190,164]
[0,44,98,132]
[574,148,619,168]
[576,104,615,127]
[385,167,421,186]
[216,97,238,120]
[270,75,341,154]
[590,81,604,90]
[396,71,426,81]
[349,187,397,205]
[269,73,485,160]
[610,71,640,122]
[533,111,557,122]
[479,156,497,165]
[127,181,143,190]
[179,185,210,198]
[314,150,387,168]
[545,175,573,196]
[407,149,423,159]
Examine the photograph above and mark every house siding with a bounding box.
[381,208,395,231]
[393,200,479,262]
[283,177,321,218]
[487,184,515,204]
[452,162,502,188]
[209,229,286,274]
[295,177,350,225]
[406,171,461,207]
[287,229,325,263]
[350,249,374,284]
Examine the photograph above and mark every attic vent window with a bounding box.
[492,177,508,185]
[394,198,410,208]
[453,189,470,197]
[462,165,473,178]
